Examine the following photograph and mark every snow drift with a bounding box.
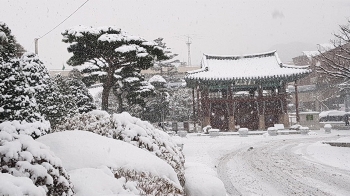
[37,131,183,195]
[55,110,186,187]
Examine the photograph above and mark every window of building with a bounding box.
[306,114,314,121]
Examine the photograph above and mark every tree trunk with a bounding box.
[101,66,116,111]
[116,93,124,113]
[101,84,112,111]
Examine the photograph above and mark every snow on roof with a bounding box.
[302,51,320,58]
[319,110,346,118]
[185,51,311,81]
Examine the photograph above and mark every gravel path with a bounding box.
[217,137,350,196]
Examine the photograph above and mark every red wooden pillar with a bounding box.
[228,84,235,131]
[258,84,265,130]
[196,86,200,126]
[192,87,196,130]
[294,80,300,123]
[202,88,211,127]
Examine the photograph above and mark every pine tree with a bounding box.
[152,38,179,79]
[53,74,78,119]
[0,59,50,138]
[168,87,193,122]
[0,23,49,138]
[52,70,96,121]
[0,59,42,123]
[112,66,154,113]
[142,75,169,123]
[21,52,68,128]
[62,26,169,111]
[67,69,96,113]
[0,22,17,62]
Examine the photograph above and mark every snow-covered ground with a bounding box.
[181,129,350,196]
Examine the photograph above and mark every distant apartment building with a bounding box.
[291,44,349,112]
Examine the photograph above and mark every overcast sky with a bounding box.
[2,0,350,70]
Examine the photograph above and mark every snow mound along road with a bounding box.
[37,131,183,195]
[184,162,226,196]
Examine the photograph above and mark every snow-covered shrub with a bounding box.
[0,120,50,139]
[0,173,46,196]
[38,131,183,195]
[55,110,186,187]
[114,168,183,195]
[0,129,74,195]
[0,59,48,127]
[20,52,70,129]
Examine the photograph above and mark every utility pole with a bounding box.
[34,38,39,54]
[186,36,192,66]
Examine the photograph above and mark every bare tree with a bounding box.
[316,20,350,79]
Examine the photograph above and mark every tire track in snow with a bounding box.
[218,137,350,196]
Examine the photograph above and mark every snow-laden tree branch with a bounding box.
[62,26,169,111]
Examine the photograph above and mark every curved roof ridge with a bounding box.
[282,64,310,69]
[203,50,277,60]
[186,54,208,75]
[273,51,283,67]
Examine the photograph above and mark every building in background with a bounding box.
[292,44,348,112]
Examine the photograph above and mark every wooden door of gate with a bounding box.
[235,101,258,130]
[210,103,229,131]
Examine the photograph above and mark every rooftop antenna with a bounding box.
[186,35,192,66]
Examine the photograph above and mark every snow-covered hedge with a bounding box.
[0,127,74,195]
[55,110,186,187]
[0,173,46,196]
[0,120,50,139]
[114,168,182,195]
[38,131,183,195]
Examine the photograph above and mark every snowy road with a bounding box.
[217,137,350,196]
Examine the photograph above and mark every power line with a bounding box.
[38,0,90,39]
